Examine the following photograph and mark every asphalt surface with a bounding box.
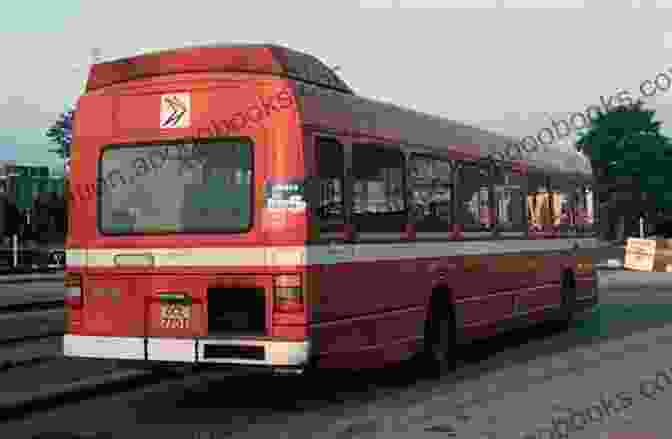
[0,281,65,348]
[0,268,669,438]
[593,245,625,267]
[0,281,64,309]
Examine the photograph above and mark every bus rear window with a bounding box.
[98,139,253,234]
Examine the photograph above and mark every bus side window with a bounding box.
[352,145,405,216]
[316,137,345,228]
[456,162,492,231]
[574,185,595,234]
[493,165,526,232]
[351,144,407,233]
[549,177,576,233]
[526,173,551,231]
[410,154,453,231]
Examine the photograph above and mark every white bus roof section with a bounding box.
[295,83,592,178]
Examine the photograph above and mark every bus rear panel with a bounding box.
[65,46,315,372]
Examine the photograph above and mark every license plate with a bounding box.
[160,303,191,329]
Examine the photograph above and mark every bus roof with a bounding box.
[85,43,353,94]
[296,84,592,179]
[85,43,592,179]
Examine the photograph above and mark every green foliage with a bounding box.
[46,108,75,159]
[577,101,666,162]
[576,100,672,208]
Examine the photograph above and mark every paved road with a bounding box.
[0,269,670,439]
[0,281,65,345]
[0,281,64,309]
[0,280,65,369]
[593,244,625,263]
[0,308,63,343]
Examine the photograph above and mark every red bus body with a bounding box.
[63,44,598,372]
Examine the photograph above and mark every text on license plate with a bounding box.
[160,303,191,329]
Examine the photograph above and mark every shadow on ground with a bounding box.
[127,303,672,428]
[29,302,672,438]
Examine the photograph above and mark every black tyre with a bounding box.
[415,296,457,376]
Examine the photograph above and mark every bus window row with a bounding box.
[313,137,594,236]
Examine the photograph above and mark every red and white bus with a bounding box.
[63,44,598,374]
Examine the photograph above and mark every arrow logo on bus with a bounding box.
[162,95,187,127]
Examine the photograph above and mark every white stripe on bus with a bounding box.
[66,237,598,268]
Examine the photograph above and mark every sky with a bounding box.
[3,0,672,172]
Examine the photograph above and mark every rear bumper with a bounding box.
[63,335,310,367]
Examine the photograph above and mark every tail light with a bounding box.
[65,272,83,308]
[273,274,303,313]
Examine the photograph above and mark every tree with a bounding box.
[576,100,672,238]
[49,193,67,239]
[31,193,50,244]
[46,107,75,159]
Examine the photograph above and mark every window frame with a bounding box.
[312,136,347,233]
[455,159,495,234]
[351,143,408,233]
[97,137,255,236]
[575,182,596,235]
[548,175,580,235]
[408,153,454,232]
[492,163,528,235]
[525,171,553,233]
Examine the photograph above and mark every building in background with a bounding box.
[0,162,66,247]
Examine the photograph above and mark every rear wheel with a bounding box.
[415,296,457,376]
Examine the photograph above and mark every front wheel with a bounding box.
[557,271,577,329]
